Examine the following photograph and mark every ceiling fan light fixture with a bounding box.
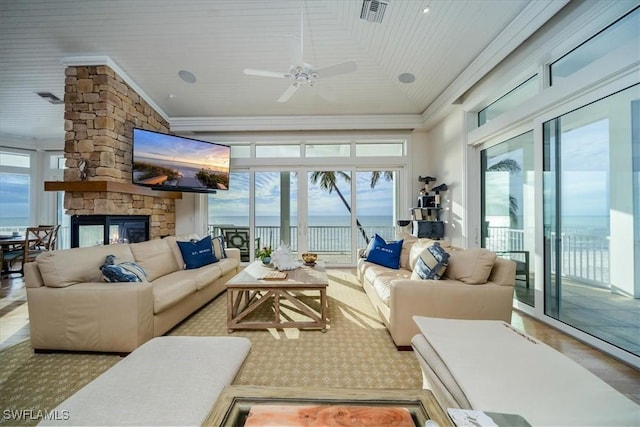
[360,0,389,23]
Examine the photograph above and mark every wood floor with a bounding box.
[2,272,639,404]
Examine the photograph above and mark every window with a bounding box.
[543,84,639,356]
[255,145,300,158]
[481,132,535,306]
[0,150,31,232]
[206,137,408,265]
[305,144,351,157]
[550,8,640,86]
[355,141,404,157]
[478,75,538,126]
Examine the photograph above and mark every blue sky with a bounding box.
[209,171,394,218]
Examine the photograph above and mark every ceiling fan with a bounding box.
[243,6,357,103]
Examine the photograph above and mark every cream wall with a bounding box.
[423,107,467,248]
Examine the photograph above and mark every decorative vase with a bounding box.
[262,256,271,265]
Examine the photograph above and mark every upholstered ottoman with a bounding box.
[40,336,251,426]
[411,316,639,426]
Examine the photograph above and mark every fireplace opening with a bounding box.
[71,215,150,248]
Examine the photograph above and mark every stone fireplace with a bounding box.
[45,64,181,239]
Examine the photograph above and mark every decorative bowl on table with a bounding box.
[301,252,318,266]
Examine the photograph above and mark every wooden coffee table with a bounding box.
[226,260,328,332]
[203,385,453,426]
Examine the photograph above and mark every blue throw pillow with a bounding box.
[177,235,218,269]
[361,234,381,258]
[412,242,450,280]
[365,234,403,269]
[100,255,147,283]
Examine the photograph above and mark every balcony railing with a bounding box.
[2,223,610,288]
[208,225,396,254]
[485,226,610,287]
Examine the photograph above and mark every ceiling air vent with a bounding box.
[360,0,389,24]
[37,92,64,105]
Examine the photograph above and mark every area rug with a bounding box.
[0,269,421,426]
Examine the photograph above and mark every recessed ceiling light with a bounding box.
[398,73,415,84]
[423,6,430,14]
[178,70,197,84]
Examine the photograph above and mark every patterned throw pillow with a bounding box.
[365,234,404,269]
[177,235,218,269]
[411,242,450,280]
[212,235,227,259]
[100,254,148,283]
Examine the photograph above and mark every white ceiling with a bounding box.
[0,0,567,147]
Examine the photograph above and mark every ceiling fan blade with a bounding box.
[243,68,287,79]
[315,61,358,78]
[277,84,299,103]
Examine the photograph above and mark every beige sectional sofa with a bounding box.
[23,235,240,353]
[357,235,516,348]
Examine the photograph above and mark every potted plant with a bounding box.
[256,246,272,264]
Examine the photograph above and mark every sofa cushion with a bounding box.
[151,273,198,313]
[164,234,201,268]
[100,255,148,283]
[366,234,403,269]
[411,242,450,280]
[361,237,377,258]
[184,264,222,290]
[445,248,497,284]
[395,233,418,270]
[129,239,181,281]
[212,235,227,260]
[408,239,454,271]
[361,261,412,304]
[177,236,218,270]
[216,258,238,276]
[37,244,136,288]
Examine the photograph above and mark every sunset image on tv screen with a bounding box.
[133,129,230,192]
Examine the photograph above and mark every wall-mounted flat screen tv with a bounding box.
[132,128,230,193]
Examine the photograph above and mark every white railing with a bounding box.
[208,225,396,254]
[486,226,610,287]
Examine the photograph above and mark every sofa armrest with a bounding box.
[26,282,154,353]
[225,247,241,262]
[387,279,514,347]
[488,257,517,287]
[23,262,44,288]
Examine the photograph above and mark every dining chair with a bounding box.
[2,225,60,276]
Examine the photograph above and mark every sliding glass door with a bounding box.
[543,84,639,356]
[209,167,400,266]
[481,132,535,306]
[255,171,298,257]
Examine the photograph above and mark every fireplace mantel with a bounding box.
[44,181,182,199]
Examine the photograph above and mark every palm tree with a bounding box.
[309,171,393,244]
[487,159,521,227]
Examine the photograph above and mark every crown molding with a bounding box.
[169,114,424,133]
[420,0,570,130]
[61,56,170,123]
